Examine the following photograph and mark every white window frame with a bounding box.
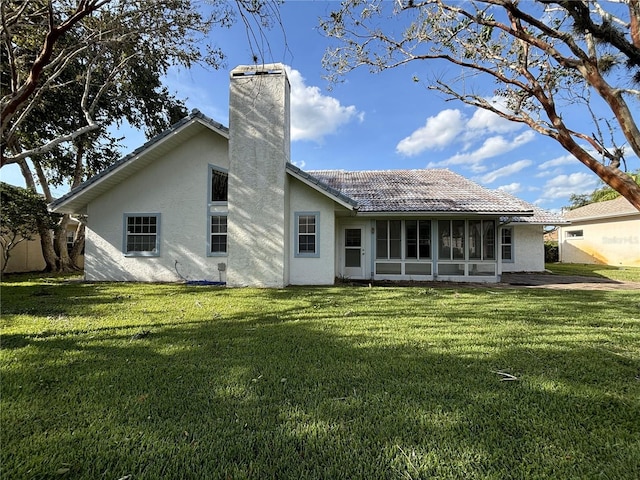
[295,212,320,258]
[501,227,514,263]
[566,229,584,239]
[123,213,160,257]
[207,164,229,257]
[208,214,228,256]
[66,230,75,254]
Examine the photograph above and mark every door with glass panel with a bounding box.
[343,226,365,278]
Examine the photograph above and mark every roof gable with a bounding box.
[50,110,228,214]
[285,163,357,210]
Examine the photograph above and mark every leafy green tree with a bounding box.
[568,171,640,209]
[321,0,640,210]
[0,182,58,272]
[1,0,279,271]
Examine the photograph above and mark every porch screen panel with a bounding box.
[438,220,450,260]
[469,220,496,260]
[376,221,387,259]
[484,220,496,259]
[389,220,401,259]
[406,220,418,259]
[439,220,465,260]
[469,220,482,260]
[452,220,465,259]
[407,220,431,259]
[419,221,431,258]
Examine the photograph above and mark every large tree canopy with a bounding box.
[0,0,235,167]
[0,0,279,271]
[321,0,640,210]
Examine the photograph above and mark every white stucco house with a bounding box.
[50,64,564,287]
[559,196,640,266]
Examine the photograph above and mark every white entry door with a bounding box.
[343,226,365,279]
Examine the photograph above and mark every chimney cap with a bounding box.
[230,63,287,78]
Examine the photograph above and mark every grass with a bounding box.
[545,263,640,282]
[2,275,639,479]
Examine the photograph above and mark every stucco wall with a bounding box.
[288,178,338,285]
[501,224,545,272]
[84,129,228,281]
[559,216,640,266]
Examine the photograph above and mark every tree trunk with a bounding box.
[53,214,79,272]
[69,222,85,269]
[38,225,58,272]
[555,130,640,211]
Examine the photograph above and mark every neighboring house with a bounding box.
[1,220,84,274]
[559,196,640,266]
[50,64,564,286]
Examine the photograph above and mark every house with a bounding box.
[558,196,640,266]
[50,64,564,286]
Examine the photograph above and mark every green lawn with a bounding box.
[2,276,639,479]
[546,263,640,282]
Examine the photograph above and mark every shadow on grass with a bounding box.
[2,285,639,478]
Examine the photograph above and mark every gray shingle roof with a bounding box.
[307,169,535,215]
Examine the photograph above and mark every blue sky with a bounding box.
[2,0,624,211]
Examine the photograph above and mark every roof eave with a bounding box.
[356,210,534,217]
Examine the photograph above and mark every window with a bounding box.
[501,227,513,262]
[405,220,431,259]
[295,212,319,257]
[210,215,227,254]
[376,220,401,259]
[566,229,583,238]
[208,166,229,256]
[210,167,228,203]
[124,214,160,256]
[66,230,75,254]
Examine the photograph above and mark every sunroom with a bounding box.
[372,217,499,281]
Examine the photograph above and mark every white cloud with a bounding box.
[538,153,576,171]
[291,159,306,169]
[287,67,363,143]
[467,99,523,134]
[496,183,523,194]
[396,109,466,156]
[427,131,536,172]
[538,172,599,202]
[479,159,533,184]
[398,99,534,170]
